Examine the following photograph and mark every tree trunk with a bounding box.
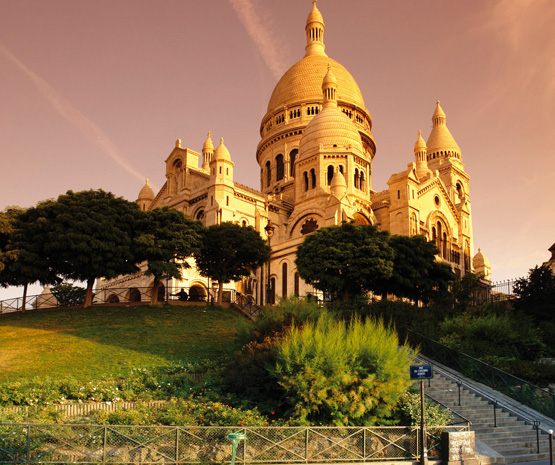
[217,281,224,305]
[84,278,95,308]
[151,278,160,305]
[21,283,28,311]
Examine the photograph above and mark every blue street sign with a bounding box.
[410,365,433,380]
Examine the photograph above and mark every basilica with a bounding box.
[102,2,490,305]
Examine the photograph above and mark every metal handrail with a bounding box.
[409,329,555,422]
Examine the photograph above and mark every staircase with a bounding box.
[421,365,553,464]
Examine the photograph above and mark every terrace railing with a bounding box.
[0,424,468,465]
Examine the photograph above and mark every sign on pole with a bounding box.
[410,365,433,380]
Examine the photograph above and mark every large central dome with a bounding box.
[267,55,366,114]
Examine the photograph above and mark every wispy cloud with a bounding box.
[480,0,555,101]
[228,0,289,80]
[0,42,149,186]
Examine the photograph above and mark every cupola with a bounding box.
[202,131,214,169]
[426,101,462,162]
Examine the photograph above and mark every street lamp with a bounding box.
[264,220,275,305]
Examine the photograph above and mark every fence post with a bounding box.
[26,424,31,462]
[457,382,462,406]
[103,425,107,464]
[493,401,497,427]
[534,420,541,454]
[175,427,179,465]
[549,429,553,465]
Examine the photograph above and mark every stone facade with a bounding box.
[101,2,489,304]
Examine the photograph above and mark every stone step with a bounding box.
[502,452,552,463]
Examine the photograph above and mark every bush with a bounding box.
[438,313,545,362]
[88,398,268,426]
[394,391,453,426]
[274,312,415,426]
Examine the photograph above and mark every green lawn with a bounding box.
[0,305,251,382]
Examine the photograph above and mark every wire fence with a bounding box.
[0,424,468,464]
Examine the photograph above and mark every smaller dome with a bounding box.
[322,64,337,89]
[330,169,347,197]
[307,1,324,26]
[472,248,490,268]
[426,101,461,156]
[414,130,427,153]
[138,179,154,201]
[202,131,214,153]
[214,138,231,161]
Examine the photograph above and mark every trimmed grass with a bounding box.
[0,305,251,382]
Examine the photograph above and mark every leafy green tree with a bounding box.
[194,222,271,305]
[375,234,454,304]
[21,190,143,307]
[0,205,60,306]
[274,312,414,425]
[137,207,204,304]
[0,209,16,273]
[514,265,555,322]
[295,222,394,301]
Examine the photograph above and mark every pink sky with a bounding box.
[1,0,554,299]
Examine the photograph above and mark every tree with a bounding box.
[0,209,15,273]
[23,190,143,307]
[513,265,555,322]
[0,205,60,306]
[194,222,271,305]
[295,222,394,301]
[137,207,204,304]
[375,234,454,304]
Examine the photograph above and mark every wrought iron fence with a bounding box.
[0,286,240,315]
[406,329,555,419]
[0,424,467,464]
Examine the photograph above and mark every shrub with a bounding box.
[394,391,453,426]
[438,313,545,362]
[88,398,268,426]
[274,312,415,426]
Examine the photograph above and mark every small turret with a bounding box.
[322,64,337,107]
[414,130,430,178]
[330,167,347,198]
[202,131,214,170]
[305,0,327,57]
[426,101,462,164]
[137,179,155,211]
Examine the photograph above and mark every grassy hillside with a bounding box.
[0,305,250,382]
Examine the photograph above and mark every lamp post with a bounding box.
[264,220,275,305]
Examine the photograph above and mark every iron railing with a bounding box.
[0,286,240,315]
[0,424,468,464]
[406,329,555,419]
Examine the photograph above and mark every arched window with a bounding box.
[360,171,365,191]
[276,154,284,181]
[339,165,344,175]
[310,169,316,189]
[294,272,300,296]
[289,149,298,177]
[265,161,271,187]
[303,172,309,191]
[354,168,359,189]
[327,165,334,185]
[282,263,288,297]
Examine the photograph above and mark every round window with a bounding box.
[434,195,440,207]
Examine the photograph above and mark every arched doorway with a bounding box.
[189,284,207,302]
[128,288,141,302]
